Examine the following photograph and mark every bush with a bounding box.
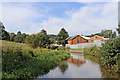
[99,38,120,72]
[57,46,65,50]
[84,46,100,57]
[50,45,59,50]
[2,44,70,78]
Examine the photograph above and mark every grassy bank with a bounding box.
[84,38,120,73]
[1,40,70,78]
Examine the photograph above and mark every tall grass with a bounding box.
[1,40,70,78]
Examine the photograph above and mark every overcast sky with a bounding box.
[1,1,118,36]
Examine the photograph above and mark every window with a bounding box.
[86,40,88,43]
[91,40,93,43]
[77,40,80,43]
[102,40,103,42]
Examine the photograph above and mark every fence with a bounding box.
[66,42,104,49]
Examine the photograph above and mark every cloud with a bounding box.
[2,3,46,34]
[1,2,118,35]
[37,2,118,35]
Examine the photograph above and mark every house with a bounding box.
[88,35,109,43]
[68,58,86,66]
[66,35,90,45]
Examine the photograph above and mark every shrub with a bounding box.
[84,46,100,57]
[50,45,59,50]
[57,46,65,50]
[99,38,120,72]
[2,43,70,78]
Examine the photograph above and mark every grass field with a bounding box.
[1,40,70,78]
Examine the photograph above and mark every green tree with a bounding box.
[14,35,23,43]
[49,38,55,44]
[57,28,69,47]
[9,33,16,41]
[25,31,50,48]
[100,30,112,38]
[36,32,49,48]
[17,31,21,35]
[25,34,37,48]
[0,22,5,29]
[41,29,47,35]
[117,25,120,36]
[111,31,116,38]
[0,22,10,40]
[21,33,28,43]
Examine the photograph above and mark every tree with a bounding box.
[14,35,23,43]
[57,28,69,47]
[25,31,50,48]
[36,32,49,48]
[10,33,16,41]
[0,29,10,40]
[117,25,120,36]
[17,31,21,35]
[25,34,37,48]
[100,30,112,38]
[41,29,47,35]
[49,38,55,44]
[111,31,116,38]
[0,22,5,29]
[21,33,28,43]
[0,22,10,40]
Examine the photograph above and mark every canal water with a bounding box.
[38,53,119,78]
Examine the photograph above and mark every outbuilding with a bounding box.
[66,35,90,45]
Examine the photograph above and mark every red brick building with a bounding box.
[66,35,90,45]
[88,35,109,43]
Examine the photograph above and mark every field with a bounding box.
[1,40,70,78]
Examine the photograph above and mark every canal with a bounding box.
[38,52,120,78]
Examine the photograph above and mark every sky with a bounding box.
[1,1,118,36]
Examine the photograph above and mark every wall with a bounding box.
[66,42,104,49]
[88,35,105,43]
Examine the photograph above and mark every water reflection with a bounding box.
[58,62,68,74]
[68,58,86,66]
[38,52,120,78]
[84,55,120,78]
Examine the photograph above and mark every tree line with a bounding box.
[86,29,117,38]
[0,22,69,48]
[1,21,120,48]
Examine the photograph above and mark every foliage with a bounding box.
[117,25,120,35]
[0,22,5,29]
[49,38,55,44]
[48,34,57,40]
[99,38,120,72]
[111,31,116,38]
[50,45,59,50]
[84,38,120,72]
[85,33,102,37]
[2,41,70,78]
[14,35,23,43]
[57,46,65,50]
[0,29,10,41]
[100,29,112,38]
[9,33,16,41]
[41,29,47,35]
[84,46,100,57]
[17,31,21,35]
[57,28,69,47]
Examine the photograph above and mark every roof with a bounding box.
[66,35,79,40]
[81,36,90,40]
[91,35,109,40]
[66,35,90,40]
